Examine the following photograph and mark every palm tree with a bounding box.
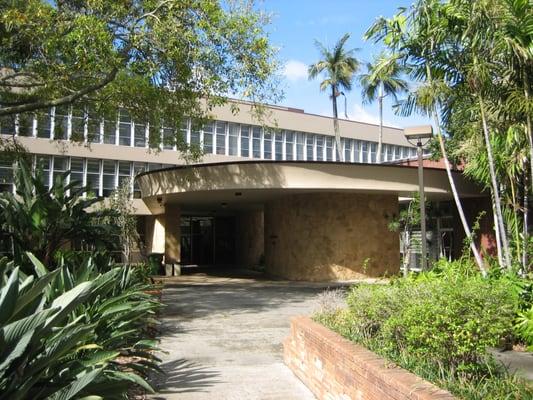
[359,53,408,162]
[308,33,360,161]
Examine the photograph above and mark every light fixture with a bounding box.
[221,202,228,208]
[403,125,433,274]
[235,192,242,197]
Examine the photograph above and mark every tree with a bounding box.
[366,0,532,272]
[359,53,408,162]
[0,0,281,148]
[365,0,487,274]
[308,33,360,161]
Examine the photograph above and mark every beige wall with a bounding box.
[144,215,166,254]
[235,210,264,267]
[164,205,181,263]
[264,193,400,281]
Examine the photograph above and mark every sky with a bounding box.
[261,0,429,128]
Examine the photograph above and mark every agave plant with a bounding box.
[0,253,162,400]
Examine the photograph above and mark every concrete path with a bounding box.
[150,271,334,400]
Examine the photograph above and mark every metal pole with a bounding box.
[418,140,427,270]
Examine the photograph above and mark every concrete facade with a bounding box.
[264,193,400,281]
[165,205,181,264]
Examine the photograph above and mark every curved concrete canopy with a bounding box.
[137,161,483,213]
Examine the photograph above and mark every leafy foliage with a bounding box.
[0,0,281,136]
[0,253,161,400]
[314,259,532,399]
[0,160,118,268]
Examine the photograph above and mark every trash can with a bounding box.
[147,253,164,275]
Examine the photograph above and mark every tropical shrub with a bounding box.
[0,253,161,400]
[0,160,119,268]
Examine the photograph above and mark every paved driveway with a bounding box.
[149,272,333,400]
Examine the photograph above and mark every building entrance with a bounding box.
[180,216,235,265]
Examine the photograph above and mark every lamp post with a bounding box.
[404,125,433,271]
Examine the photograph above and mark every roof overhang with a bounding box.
[136,161,485,214]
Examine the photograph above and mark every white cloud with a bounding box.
[348,104,399,128]
[283,60,308,82]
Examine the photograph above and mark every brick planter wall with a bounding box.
[283,316,455,400]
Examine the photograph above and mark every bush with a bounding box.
[314,258,532,399]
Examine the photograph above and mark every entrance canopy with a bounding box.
[136,160,483,213]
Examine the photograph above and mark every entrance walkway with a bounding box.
[150,271,332,400]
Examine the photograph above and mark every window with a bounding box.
[306,134,314,161]
[118,110,131,146]
[296,132,305,160]
[370,143,377,163]
[362,142,368,163]
[17,114,33,137]
[190,123,201,146]
[53,156,68,185]
[162,127,175,150]
[87,111,101,143]
[274,132,283,160]
[325,137,334,161]
[285,131,294,160]
[70,157,84,191]
[134,123,146,147]
[343,138,352,162]
[203,122,214,153]
[353,140,361,162]
[102,160,116,197]
[386,144,393,161]
[394,145,401,160]
[240,125,250,157]
[103,114,117,144]
[0,115,15,135]
[253,127,262,158]
[118,161,131,188]
[228,123,239,156]
[179,120,188,148]
[316,136,324,161]
[36,155,51,189]
[410,147,417,157]
[86,159,101,197]
[133,162,145,198]
[54,107,69,140]
[0,155,13,193]
[70,108,85,141]
[147,163,162,171]
[216,121,226,155]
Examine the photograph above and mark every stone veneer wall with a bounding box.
[264,193,399,281]
[284,316,456,400]
[164,205,181,264]
[235,210,264,267]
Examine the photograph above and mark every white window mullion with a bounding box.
[98,159,103,197]
[145,123,149,149]
[237,124,241,157]
[67,107,72,140]
[32,114,37,137]
[50,107,56,140]
[186,118,191,145]
[224,123,229,156]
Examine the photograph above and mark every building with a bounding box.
[0,100,492,280]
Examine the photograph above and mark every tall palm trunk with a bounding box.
[377,82,384,163]
[425,62,486,275]
[478,96,512,269]
[523,167,529,271]
[331,85,343,161]
[432,111,486,275]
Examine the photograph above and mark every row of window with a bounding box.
[0,108,419,163]
[0,155,174,198]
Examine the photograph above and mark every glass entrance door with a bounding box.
[180,216,214,265]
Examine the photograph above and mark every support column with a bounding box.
[164,204,181,265]
[264,193,399,281]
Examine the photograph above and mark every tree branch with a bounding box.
[0,69,118,116]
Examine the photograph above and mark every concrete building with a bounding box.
[0,100,491,280]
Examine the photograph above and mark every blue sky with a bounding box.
[262,0,428,128]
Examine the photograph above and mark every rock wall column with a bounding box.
[264,193,399,281]
[164,205,181,264]
[235,209,264,267]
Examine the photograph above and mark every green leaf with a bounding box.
[107,370,155,394]
[0,267,19,325]
[0,328,33,375]
[47,368,102,400]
